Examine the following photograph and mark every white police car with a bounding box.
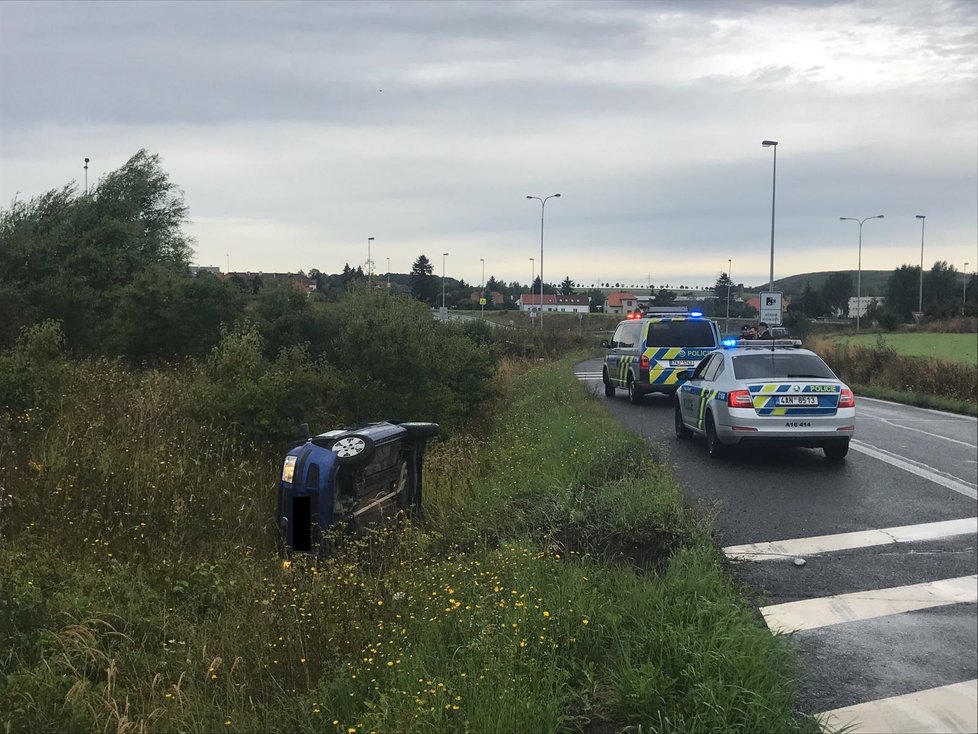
[674,339,855,460]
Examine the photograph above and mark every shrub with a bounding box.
[0,320,68,416]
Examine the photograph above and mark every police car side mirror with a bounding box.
[676,370,692,381]
[600,339,611,349]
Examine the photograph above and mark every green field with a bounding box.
[835,332,977,365]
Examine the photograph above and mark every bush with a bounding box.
[0,320,68,416]
[191,325,342,445]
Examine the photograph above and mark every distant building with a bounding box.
[604,291,638,315]
[189,265,221,276]
[517,294,590,314]
[848,296,883,318]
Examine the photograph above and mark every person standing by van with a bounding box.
[757,322,772,339]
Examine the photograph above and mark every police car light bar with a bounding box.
[688,310,703,318]
[723,338,803,348]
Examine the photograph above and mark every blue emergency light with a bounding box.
[721,338,739,348]
[689,310,703,318]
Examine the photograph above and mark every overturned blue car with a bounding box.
[277,420,439,557]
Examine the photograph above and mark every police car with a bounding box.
[602,308,722,403]
[674,339,855,460]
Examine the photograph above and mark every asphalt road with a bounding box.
[575,357,978,732]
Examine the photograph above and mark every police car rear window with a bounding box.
[732,353,837,380]
[646,321,716,348]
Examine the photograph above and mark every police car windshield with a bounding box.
[732,353,837,380]
[647,320,715,348]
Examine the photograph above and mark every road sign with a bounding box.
[479,297,487,306]
[759,291,783,325]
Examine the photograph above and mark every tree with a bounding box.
[821,272,853,317]
[923,261,959,318]
[409,254,436,304]
[0,149,193,352]
[583,288,605,312]
[559,276,575,295]
[713,272,734,302]
[799,281,828,317]
[885,265,921,321]
[652,289,676,306]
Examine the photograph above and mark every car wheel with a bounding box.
[397,422,440,440]
[627,376,642,404]
[603,369,615,397]
[330,434,376,466]
[396,453,421,517]
[823,439,849,461]
[705,413,726,459]
[675,399,692,439]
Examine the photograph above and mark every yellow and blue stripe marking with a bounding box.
[749,384,841,416]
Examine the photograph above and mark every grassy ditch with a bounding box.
[809,335,978,415]
[831,332,977,365]
[1,357,816,733]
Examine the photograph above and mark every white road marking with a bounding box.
[860,414,978,449]
[849,440,978,500]
[760,575,978,634]
[723,517,978,562]
[818,679,978,734]
[858,396,978,422]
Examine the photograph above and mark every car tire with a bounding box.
[823,440,849,461]
[705,413,726,459]
[330,434,376,466]
[603,369,615,397]
[396,422,440,440]
[395,454,416,510]
[627,376,642,404]
[675,400,692,439]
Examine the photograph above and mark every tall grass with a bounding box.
[1,355,816,733]
[810,335,977,405]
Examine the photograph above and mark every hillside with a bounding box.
[747,270,891,298]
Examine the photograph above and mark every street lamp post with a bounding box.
[526,193,561,328]
[964,263,970,316]
[725,259,732,334]
[84,158,90,195]
[761,141,777,290]
[367,237,375,284]
[480,258,485,319]
[442,252,449,312]
[840,215,884,332]
[386,257,391,292]
[916,215,926,313]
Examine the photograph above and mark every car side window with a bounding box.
[703,355,723,382]
[690,354,716,380]
[614,323,641,348]
[611,325,625,348]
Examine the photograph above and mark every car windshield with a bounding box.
[646,320,715,347]
[732,353,837,380]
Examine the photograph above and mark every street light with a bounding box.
[964,263,970,316]
[442,252,449,311]
[386,257,391,292]
[480,258,485,319]
[840,215,884,332]
[526,193,561,328]
[367,237,375,284]
[725,259,732,334]
[84,157,90,195]
[761,141,777,290]
[916,215,926,313]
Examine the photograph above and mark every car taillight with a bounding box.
[640,355,649,370]
[727,389,753,408]
[838,388,855,408]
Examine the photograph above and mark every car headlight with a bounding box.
[281,455,297,484]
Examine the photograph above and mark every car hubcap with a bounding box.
[332,437,365,457]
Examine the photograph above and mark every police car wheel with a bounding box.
[603,370,615,397]
[675,400,692,439]
[330,434,376,465]
[705,414,726,458]
[823,440,849,461]
[627,377,642,404]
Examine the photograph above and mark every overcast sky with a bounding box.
[1,0,975,289]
